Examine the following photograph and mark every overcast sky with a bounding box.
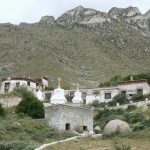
[0,0,150,24]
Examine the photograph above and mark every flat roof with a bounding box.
[118,79,148,85]
[45,103,92,111]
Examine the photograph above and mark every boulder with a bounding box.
[94,126,101,134]
[104,119,131,136]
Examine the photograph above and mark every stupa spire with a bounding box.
[58,78,61,88]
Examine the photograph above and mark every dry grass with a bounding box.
[44,137,150,150]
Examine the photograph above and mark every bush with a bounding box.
[133,123,145,131]
[91,100,100,107]
[123,112,144,124]
[130,93,145,102]
[126,105,137,111]
[0,141,35,150]
[111,93,129,106]
[94,109,125,129]
[0,104,5,117]
[15,87,44,119]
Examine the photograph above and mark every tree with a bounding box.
[15,87,44,119]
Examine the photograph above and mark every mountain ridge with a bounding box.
[0,6,150,87]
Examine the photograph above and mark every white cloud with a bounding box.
[0,0,149,24]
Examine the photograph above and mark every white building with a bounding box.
[0,77,37,93]
[118,79,150,97]
[0,76,49,101]
[44,78,150,104]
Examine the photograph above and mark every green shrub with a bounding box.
[126,105,137,111]
[111,93,129,106]
[94,109,125,129]
[91,100,100,108]
[133,123,145,131]
[15,87,44,119]
[0,141,35,150]
[0,104,5,117]
[123,112,144,124]
[141,120,150,128]
[130,93,145,102]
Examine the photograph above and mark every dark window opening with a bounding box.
[83,126,88,131]
[121,90,126,95]
[27,81,30,86]
[16,82,20,87]
[4,83,10,93]
[105,93,111,99]
[129,94,133,97]
[137,88,143,95]
[65,123,70,131]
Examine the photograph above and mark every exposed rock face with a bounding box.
[56,5,150,36]
[56,6,109,27]
[144,9,150,19]
[39,16,55,26]
[104,119,131,136]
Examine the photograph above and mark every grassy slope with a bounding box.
[0,22,150,87]
[0,107,75,148]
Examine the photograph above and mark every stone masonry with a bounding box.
[45,104,93,133]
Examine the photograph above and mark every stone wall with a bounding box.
[45,104,93,133]
[0,96,21,107]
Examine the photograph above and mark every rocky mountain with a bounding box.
[0,6,150,87]
[56,6,150,36]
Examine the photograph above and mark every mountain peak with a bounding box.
[39,16,55,25]
[144,9,150,19]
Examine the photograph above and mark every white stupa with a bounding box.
[50,78,67,104]
[36,89,44,101]
[72,83,83,104]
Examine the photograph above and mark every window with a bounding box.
[137,88,143,95]
[105,93,111,99]
[16,82,20,87]
[27,81,30,86]
[121,90,126,95]
[65,123,70,131]
[83,126,88,131]
[4,83,10,93]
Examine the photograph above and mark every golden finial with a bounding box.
[58,78,61,88]
[130,76,133,81]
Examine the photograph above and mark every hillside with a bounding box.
[0,6,150,87]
